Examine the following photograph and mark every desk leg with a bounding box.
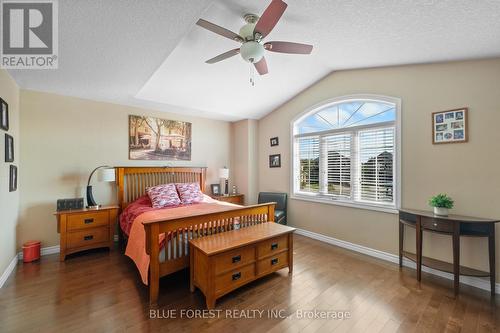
[488,224,496,297]
[452,224,460,296]
[416,217,422,282]
[399,219,404,268]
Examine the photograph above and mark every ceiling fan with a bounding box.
[196,0,313,75]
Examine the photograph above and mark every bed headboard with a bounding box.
[115,167,207,210]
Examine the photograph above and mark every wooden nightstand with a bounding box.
[211,194,244,205]
[54,206,119,261]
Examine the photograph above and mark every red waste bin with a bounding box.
[22,241,41,263]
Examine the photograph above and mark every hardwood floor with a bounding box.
[0,235,498,333]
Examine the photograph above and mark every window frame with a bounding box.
[290,94,401,214]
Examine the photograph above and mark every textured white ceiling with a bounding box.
[9,0,500,121]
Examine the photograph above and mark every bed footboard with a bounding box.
[144,202,276,304]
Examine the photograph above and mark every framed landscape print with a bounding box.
[0,98,8,131]
[5,133,14,162]
[432,108,468,144]
[129,115,192,160]
[9,165,17,192]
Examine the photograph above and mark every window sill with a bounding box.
[290,194,399,214]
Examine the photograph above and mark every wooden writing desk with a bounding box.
[399,209,499,296]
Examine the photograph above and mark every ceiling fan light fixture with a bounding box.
[239,23,256,41]
[240,41,264,63]
[196,0,313,75]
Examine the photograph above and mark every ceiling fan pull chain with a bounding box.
[249,64,255,87]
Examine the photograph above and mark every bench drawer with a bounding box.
[67,211,109,231]
[215,263,255,295]
[257,235,288,259]
[67,227,109,249]
[257,251,288,276]
[214,246,255,275]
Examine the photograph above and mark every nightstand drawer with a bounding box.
[67,211,109,231]
[421,218,454,233]
[67,227,109,249]
[211,195,244,205]
[221,196,243,204]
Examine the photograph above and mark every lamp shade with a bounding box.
[219,168,229,179]
[98,168,115,182]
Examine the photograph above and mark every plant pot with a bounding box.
[433,207,449,216]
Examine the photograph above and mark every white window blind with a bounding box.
[358,128,395,204]
[324,133,351,198]
[293,98,399,211]
[298,136,319,193]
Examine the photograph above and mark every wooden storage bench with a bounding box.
[189,222,295,309]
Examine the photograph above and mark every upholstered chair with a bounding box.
[258,192,287,225]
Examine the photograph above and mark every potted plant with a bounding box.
[429,194,454,216]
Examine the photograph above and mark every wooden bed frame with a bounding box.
[115,166,276,304]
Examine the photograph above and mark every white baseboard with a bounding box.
[0,246,61,289]
[295,228,500,295]
[4,232,498,294]
[0,255,19,289]
[17,245,60,261]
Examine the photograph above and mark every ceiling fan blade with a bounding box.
[264,41,313,54]
[254,57,269,75]
[196,19,243,42]
[205,48,240,64]
[254,0,288,38]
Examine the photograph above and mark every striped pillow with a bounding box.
[176,182,204,204]
[146,183,181,208]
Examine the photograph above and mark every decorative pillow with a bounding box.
[176,182,204,204]
[146,183,181,208]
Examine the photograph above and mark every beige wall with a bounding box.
[258,58,500,282]
[19,90,232,249]
[0,70,20,276]
[231,119,258,204]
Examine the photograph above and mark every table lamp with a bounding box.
[219,167,229,196]
[86,166,115,208]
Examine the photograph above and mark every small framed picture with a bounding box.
[432,108,468,144]
[5,133,14,162]
[210,183,221,196]
[269,154,281,168]
[0,98,8,131]
[270,137,279,147]
[9,165,17,192]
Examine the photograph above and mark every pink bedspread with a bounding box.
[122,195,241,285]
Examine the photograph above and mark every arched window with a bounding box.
[292,95,400,211]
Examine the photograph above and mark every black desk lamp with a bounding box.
[86,165,115,208]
